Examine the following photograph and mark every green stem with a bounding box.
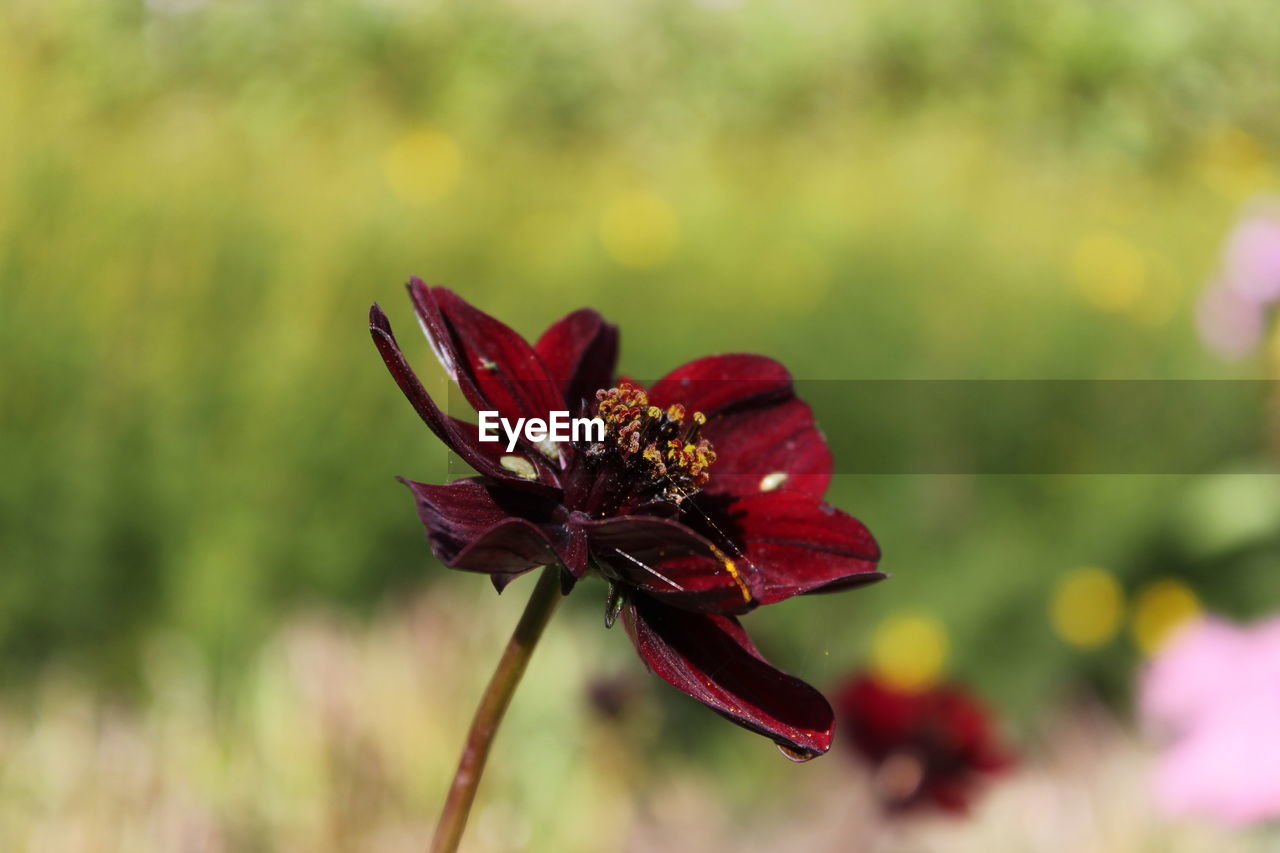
[430,566,563,853]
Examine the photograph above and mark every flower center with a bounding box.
[591,381,716,500]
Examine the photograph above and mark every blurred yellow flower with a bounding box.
[870,612,949,691]
[1072,233,1147,314]
[1198,126,1272,201]
[1131,578,1200,656]
[385,128,463,204]
[598,191,679,269]
[1050,567,1124,649]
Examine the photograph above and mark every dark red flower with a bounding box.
[835,674,1013,813]
[370,280,884,758]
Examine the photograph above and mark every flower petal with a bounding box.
[490,571,526,593]
[835,674,1011,813]
[535,309,619,415]
[701,397,832,499]
[648,353,793,417]
[579,515,761,614]
[399,477,561,574]
[648,355,832,498]
[372,304,541,485]
[444,413,562,488]
[408,281,564,431]
[624,596,834,757]
[558,525,590,584]
[683,490,882,605]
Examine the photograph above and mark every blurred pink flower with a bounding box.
[1197,201,1280,360]
[1140,615,1280,825]
[1224,215,1280,304]
[1196,282,1264,360]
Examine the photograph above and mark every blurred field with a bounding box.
[2,0,1280,848]
[0,585,1260,853]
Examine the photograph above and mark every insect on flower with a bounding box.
[371,280,884,759]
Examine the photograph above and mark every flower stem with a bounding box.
[430,565,563,853]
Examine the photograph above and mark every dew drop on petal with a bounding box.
[537,437,561,463]
[500,455,538,480]
[776,743,817,763]
[759,471,788,492]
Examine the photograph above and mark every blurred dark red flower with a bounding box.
[585,672,646,722]
[836,674,1012,813]
[370,281,883,758]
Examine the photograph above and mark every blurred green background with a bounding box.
[2,0,1280,848]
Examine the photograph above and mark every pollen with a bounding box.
[641,445,667,473]
[710,544,752,605]
[593,383,717,497]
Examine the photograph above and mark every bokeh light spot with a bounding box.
[385,128,462,204]
[1072,233,1147,314]
[1131,578,1201,656]
[870,612,949,691]
[1198,127,1272,201]
[1050,567,1125,649]
[598,191,679,269]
